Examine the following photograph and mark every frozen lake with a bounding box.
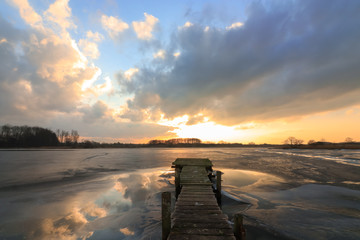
[0,148,359,239]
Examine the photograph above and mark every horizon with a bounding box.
[0,0,359,144]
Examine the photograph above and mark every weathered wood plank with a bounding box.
[175,205,221,211]
[172,158,213,167]
[168,233,236,240]
[173,222,232,229]
[173,213,228,219]
[175,202,219,207]
[172,217,230,223]
[173,209,222,215]
[171,228,234,236]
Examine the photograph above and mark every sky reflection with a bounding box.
[0,168,174,240]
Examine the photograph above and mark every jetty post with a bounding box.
[233,213,246,240]
[175,167,181,199]
[161,192,171,240]
[216,170,222,206]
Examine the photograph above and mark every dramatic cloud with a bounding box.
[101,15,129,39]
[119,0,360,125]
[0,2,98,123]
[49,113,174,141]
[132,13,158,40]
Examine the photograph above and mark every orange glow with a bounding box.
[155,106,360,144]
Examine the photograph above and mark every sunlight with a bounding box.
[81,67,101,91]
[158,115,189,127]
[172,122,241,142]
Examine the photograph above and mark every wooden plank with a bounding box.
[172,158,213,167]
[172,217,230,223]
[180,192,215,196]
[173,213,228,219]
[175,202,219,207]
[173,209,222,215]
[170,228,234,236]
[173,222,232,229]
[168,233,236,240]
[175,205,221,211]
[177,198,218,203]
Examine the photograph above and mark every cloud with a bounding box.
[80,100,109,123]
[121,68,139,81]
[118,0,360,125]
[101,15,129,38]
[226,22,243,30]
[0,2,98,124]
[0,1,172,142]
[49,112,174,141]
[86,31,104,42]
[132,13,158,40]
[44,0,75,33]
[153,49,166,59]
[78,39,100,59]
[179,21,193,30]
[9,0,42,27]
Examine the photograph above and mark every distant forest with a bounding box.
[0,125,59,147]
[1,124,359,149]
[0,125,78,147]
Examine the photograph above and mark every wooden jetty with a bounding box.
[162,158,245,240]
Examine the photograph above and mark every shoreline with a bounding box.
[1,143,360,150]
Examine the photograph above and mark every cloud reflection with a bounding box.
[115,172,169,206]
[0,168,173,240]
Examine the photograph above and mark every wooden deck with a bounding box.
[167,158,236,240]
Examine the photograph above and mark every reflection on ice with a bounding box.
[0,168,174,240]
[221,168,285,191]
[221,168,360,240]
[119,227,134,236]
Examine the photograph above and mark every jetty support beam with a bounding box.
[162,192,171,240]
[233,213,246,240]
[175,167,181,199]
[216,170,222,206]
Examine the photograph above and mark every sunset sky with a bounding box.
[0,0,359,144]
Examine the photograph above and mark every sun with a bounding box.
[157,115,256,143]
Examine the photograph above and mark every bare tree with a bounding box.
[308,139,316,145]
[71,130,79,143]
[284,136,303,146]
[59,130,67,143]
[284,136,296,146]
[64,131,71,144]
[345,137,354,143]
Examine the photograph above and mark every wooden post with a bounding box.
[216,170,222,206]
[233,213,246,240]
[162,192,171,240]
[175,167,181,199]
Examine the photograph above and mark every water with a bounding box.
[0,148,359,240]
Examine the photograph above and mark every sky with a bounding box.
[0,0,359,144]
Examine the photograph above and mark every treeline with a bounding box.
[0,125,81,147]
[149,138,202,145]
[282,136,360,149]
[55,129,79,144]
[0,125,59,147]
